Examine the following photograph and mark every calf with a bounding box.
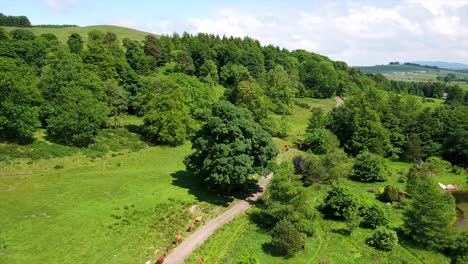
[187,222,196,232]
[174,232,183,244]
[165,243,173,252]
[195,215,204,223]
[156,254,166,264]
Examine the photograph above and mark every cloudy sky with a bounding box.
[3,0,468,65]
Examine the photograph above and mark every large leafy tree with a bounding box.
[82,30,119,79]
[123,38,152,75]
[265,65,296,114]
[185,101,278,192]
[232,80,270,122]
[40,49,108,146]
[45,88,109,146]
[0,58,41,142]
[299,58,338,98]
[67,33,83,54]
[140,76,193,146]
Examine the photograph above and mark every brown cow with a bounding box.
[173,232,183,244]
[187,222,196,232]
[156,254,166,264]
[166,243,173,252]
[196,258,205,264]
[195,215,204,223]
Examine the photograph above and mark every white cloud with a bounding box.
[43,0,78,12]
[153,0,468,65]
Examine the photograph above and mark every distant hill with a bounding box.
[354,64,430,74]
[412,61,468,70]
[1,25,155,44]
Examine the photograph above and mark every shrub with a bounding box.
[382,185,399,202]
[448,231,468,264]
[320,185,358,219]
[234,254,260,264]
[360,203,388,229]
[304,128,339,154]
[270,218,307,256]
[301,154,326,185]
[352,151,386,182]
[366,227,398,251]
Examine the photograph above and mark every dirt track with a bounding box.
[159,173,273,264]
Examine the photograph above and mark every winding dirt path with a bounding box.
[161,173,273,264]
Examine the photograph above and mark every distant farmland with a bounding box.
[355,64,468,89]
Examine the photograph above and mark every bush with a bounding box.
[366,226,398,251]
[448,231,468,264]
[270,218,307,256]
[234,254,260,264]
[301,154,326,185]
[382,185,399,202]
[304,128,339,154]
[320,185,358,219]
[352,151,386,182]
[360,203,388,229]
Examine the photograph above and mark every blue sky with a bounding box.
[3,0,468,65]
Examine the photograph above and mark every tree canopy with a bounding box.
[184,101,278,192]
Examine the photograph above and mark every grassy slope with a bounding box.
[187,97,467,264]
[0,123,231,263]
[1,25,155,44]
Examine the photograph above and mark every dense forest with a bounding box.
[1,19,468,263]
[0,26,466,162]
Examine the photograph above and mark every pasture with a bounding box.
[0,123,229,263]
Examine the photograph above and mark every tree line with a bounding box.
[0,13,31,27]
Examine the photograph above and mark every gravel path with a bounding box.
[161,173,273,264]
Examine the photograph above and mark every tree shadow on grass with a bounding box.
[331,228,351,236]
[171,170,234,207]
[261,242,295,258]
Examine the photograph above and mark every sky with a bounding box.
[3,0,468,65]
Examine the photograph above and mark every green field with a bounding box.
[187,157,467,264]
[0,98,466,263]
[0,123,232,263]
[1,25,154,44]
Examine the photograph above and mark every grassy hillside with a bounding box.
[355,64,431,74]
[0,119,230,264]
[1,25,155,44]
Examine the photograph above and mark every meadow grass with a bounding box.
[0,130,232,263]
[188,157,466,264]
[1,25,154,44]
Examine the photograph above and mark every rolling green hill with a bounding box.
[1,25,155,44]
[355,64,468,89]
[355,64,430,74]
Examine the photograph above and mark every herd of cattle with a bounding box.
[154,215,205,264]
